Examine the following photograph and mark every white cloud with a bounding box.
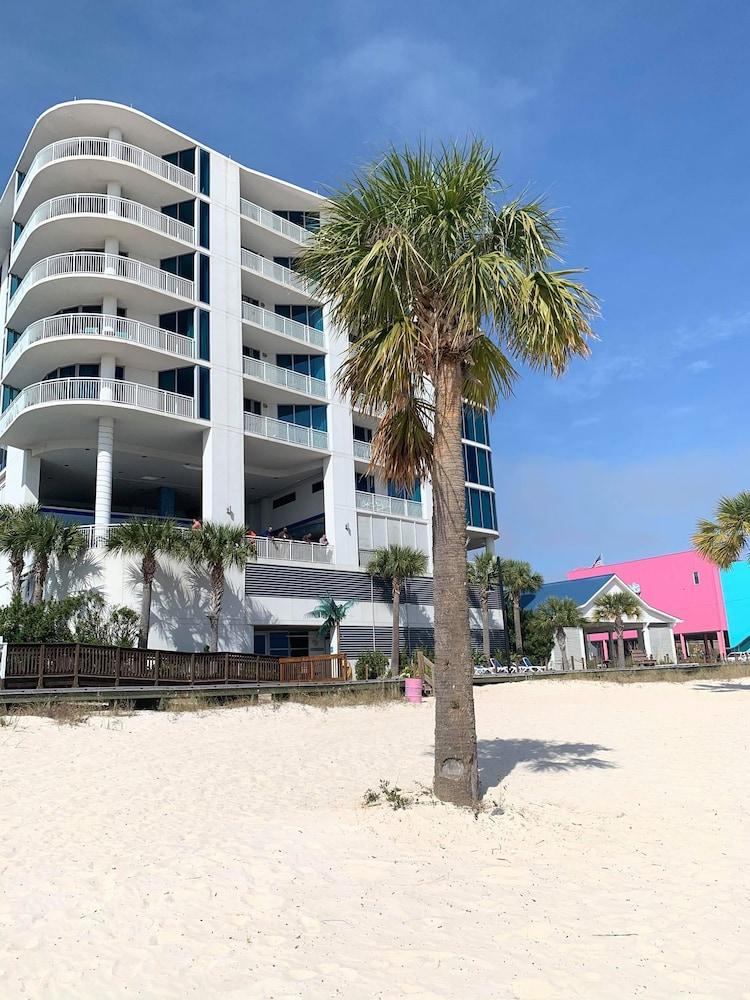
[685,359,712,374]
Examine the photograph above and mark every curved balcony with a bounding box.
[253,536,333,565]
[240,248,318,303]
[18,136,196,199]
[7,252,194,330]
[241,301,325,351]
[243,356,326,400]
[0,377,196,450]
[240,197,310,247]
[4,313,196,384]
[12,194,194,271]
[244,412,328,451]
[355,491,423,520]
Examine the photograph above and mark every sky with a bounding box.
[0,0,748,578]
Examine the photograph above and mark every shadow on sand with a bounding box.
[692,681,750,694]
[478,738,616,791]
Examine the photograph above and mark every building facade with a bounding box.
[0,101,502,656]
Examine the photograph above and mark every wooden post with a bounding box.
[115,646,121,687]
[73,643,80,687]
[189,653,195,686]
[155,650,161,686]
[37,644,45,688]
[224,652,229,684]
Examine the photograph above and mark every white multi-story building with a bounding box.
[0,101,502,657]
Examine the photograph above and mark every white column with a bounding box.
[100,353,116,401]
[104,236,119,275]
[102,295,117,334]
[94,417,114,533]
[642,623,652,656]
[108,127,122,143]
[202,427,245,525]
[106,180,122,205]
[3,448,40,505]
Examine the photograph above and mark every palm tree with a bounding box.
[498,558,543,655]
[0,503,38,598]
[307,597,356,654]
[467,552,500,665]
[367,545,428,676]
[693,492,750,568]
[300,142,595,806]
[182,522,255,653]
[535,596,584,671]
[106,519,184,648]
[24,511,85,604]
[592,590,642,669]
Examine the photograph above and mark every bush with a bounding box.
[355,649,390,680]
[0,593,138,646]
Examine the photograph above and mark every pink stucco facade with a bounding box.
[568,550,728,656]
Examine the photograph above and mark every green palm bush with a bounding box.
[300,142,595,805]
[106,519,184,647]
[535,596,585,671]
[467,552,500,665]
[182,522,256,652]
[592,590,642,669]
[367,545,428,676]
[0,503,39,598]
[307,596,357,655]
[22,510,85,604]
[497,558,544,655]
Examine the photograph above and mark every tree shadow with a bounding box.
[478,737,616,791]
[692,681,750,693]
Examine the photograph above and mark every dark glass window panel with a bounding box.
[199,149,210,196]
[79,364,99,378]
[199,201,209,249]
[477,448,491,487]
[277,404,294,422]
[115,366,124,381]
[180,148,196,174]
[276,354,292,370]
[481,490,495,529]
[59,365,76,378]
[275,305,291,318]
[272,492,296,509]
[269,633,289,656]
[244,398,261,415]
[162,203,178,220]
[177,308,194,337]
[293,354,309,374]
[291,305,308,325]
[289,211,304,227]
[465,445,479,484]
[296,406,312,428]
[309,356,325,381]
[160,311,177,332]
[159,370,176,392]
[312,480,324,493]
[161,256,177,275]
[470,489,482,527]
[309,307,324,331]
[199,254,209,303]
[311,406,327,431]
[178,254,194,280]
[176,367,194,396]
[199,366,210,419]
[198,310,209,360]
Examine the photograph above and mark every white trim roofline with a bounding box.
[579,573,682,625]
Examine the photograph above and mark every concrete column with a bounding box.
[679,633,687,660]
[102,295,118,335]
[3,448,41,505]
[202,427,245,525]
[323,451,359,568]
[104,236,119,275]
[106,180,122,205]
[94,417,114,532]
[108,127,122,142]
[100,354,116,402]
[717,630,727,659]
[642,624,652,656]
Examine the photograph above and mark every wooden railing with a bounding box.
[278,653,351,682]
[2,644,349,689]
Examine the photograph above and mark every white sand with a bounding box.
[1,679,748,999]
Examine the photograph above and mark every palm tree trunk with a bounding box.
[557,629,569,671]
[391,578,401,677]
[10,556,23,599]
[432,357,478,808]
[481,594,490,664]
[208,565,224,653]
[513,596,523,654]
[139,577,152,649]
[32,556,48,604]
[617,633,625,670]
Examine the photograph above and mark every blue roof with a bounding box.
[520,574,615,612]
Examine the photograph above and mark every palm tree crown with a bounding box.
[308,597,356,655]
[693,492,750,569]
[592,590,641,669]
[368,545,428,676]
[498,557,543,655]
[0,504,40,598]
[24,510,85,603]
[300,141,596,808]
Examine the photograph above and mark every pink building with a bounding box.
[568,551,728,660]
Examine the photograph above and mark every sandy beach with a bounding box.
[1,678,748,999]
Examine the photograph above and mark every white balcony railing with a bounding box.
[253,536,333,564]
[7,313,196,365]
[244,412,328,451]
[353,439,372,461]
[9,252,194,309]
[241,301,324,349]
[0,377,195,439]
[240,248,314,296]
[243,356,326,398]
[14,194,194,255]
[239,198,311,245]
[19,137,196,194]
[355,491,423,519]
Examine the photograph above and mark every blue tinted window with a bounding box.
[309,307,324,331]
[277,354,292,370]
[481,490,495,529]
[464,445,478,484]
[470,489,482,527]
[198,310,210,360]
[310,356,325,381]
[477,448,492,487]
[278,405,294,422]
[199,254,210,303]
[199,150,210,196]
[159,370,176,392]
[199,366,210,419]
[199,201,209,249]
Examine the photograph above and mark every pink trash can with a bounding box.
[404,677,423,703]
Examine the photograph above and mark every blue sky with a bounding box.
[1,0,747,577]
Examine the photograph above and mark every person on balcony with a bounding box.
[302,533,313,543]
[319,532,328,546]
[246,528,257,539]
[191,518,201,531]
[265,525,275,538]
[279,527,291,540]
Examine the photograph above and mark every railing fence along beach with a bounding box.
[0,643,350,690]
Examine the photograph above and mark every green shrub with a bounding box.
[0,593,138,646]
[355,649,390,680]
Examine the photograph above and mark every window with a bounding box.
[277,404,327,431]
[5,329,22,354]
[272,492,296,509]
[388,481,421,503]
[243,346,261,360]
[162,200,195,226]
[273,210,320,233]
[273,256,298,271]
[163,148,196,174]
[312,480,324,494]
[161,253,194,280]
[43,363,123,381]
[276,354,325,381]
[12,221,23,244]
[353,424,373,443]
[356,474,375,493]
[2,385,19,411]
[463,444,493,487]
[199,149,210,196]
[244,398,261,415]
[199,201,209,249]
[198,309,210,361]
[465,487,497,530]
[159,308,194,338]
[462,404,488,445]
[274,304,324,331]
[199,253,210,303]
[198,366,210,420]
[693,571,700,585]
[159,366,194,396]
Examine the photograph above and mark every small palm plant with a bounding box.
[106,519,184,648]
[535,596,584,671]
[183,522,256,653]
[592,590,642,669]
[308,597,356,654]
[693,492,750,568]
[467,552,500,666]
[367,545,428,676]
[25,510,85,604]
[0,503,39,598]
[498,558,544,655]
